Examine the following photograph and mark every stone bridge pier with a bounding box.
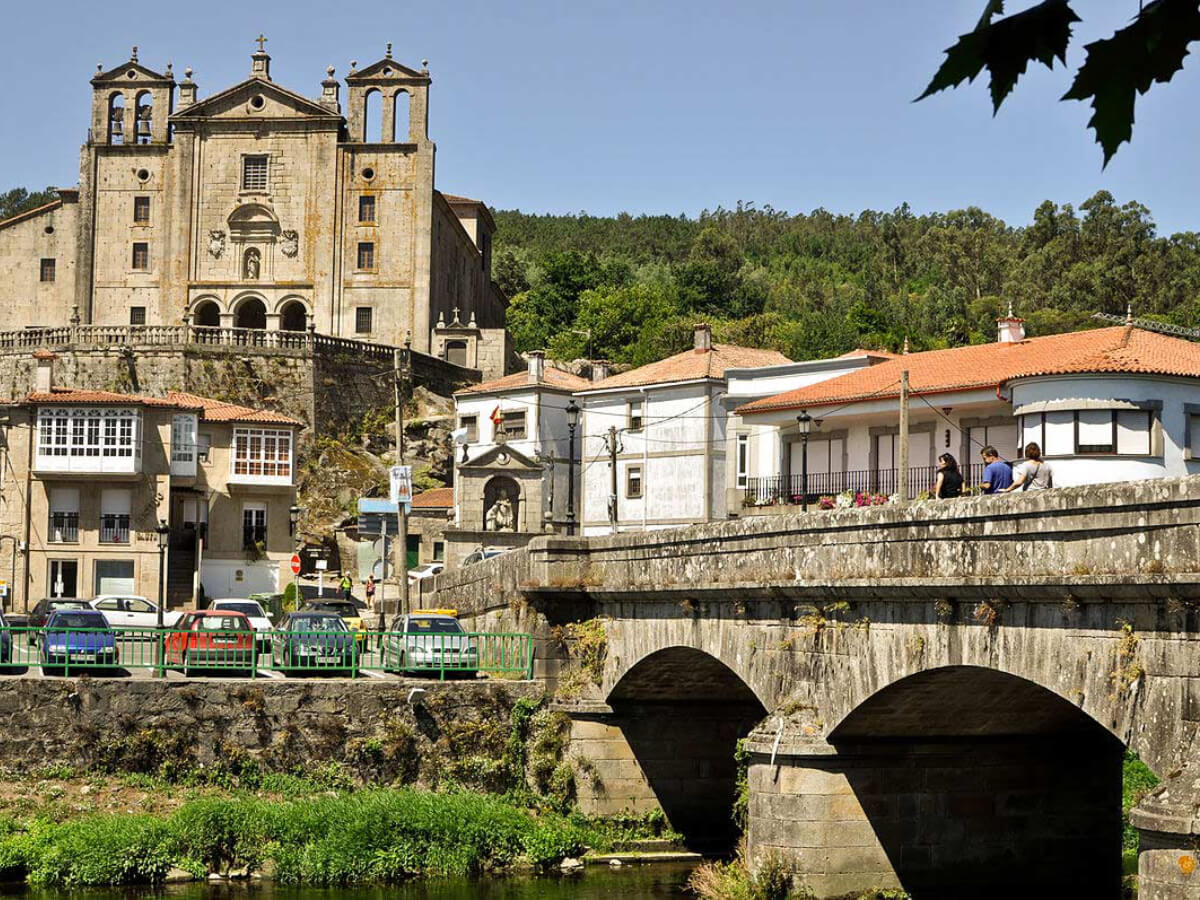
[432,477,1200,898]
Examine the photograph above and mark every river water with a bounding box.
[1,864,699,900]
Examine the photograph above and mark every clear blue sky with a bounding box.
[4,0,1198,232]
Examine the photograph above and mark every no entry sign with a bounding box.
[290,554,302,575]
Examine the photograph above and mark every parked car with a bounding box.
[382,612,478,677]
[462,547,509,566]
[164,611,256,675]
[40,609,119,674]
[407,562,445,584]
[0,612,12,667]
[247,591,286,624]
[209,599,273,649]
[271,612,356,674]
[299,600,368,645]
[27,598,90,644]
[90,595,181,633]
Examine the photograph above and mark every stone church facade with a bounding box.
[0,41,510,376]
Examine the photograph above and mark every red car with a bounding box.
[164,610,256,675]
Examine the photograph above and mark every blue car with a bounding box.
[271,612,356,674]
[41,609,119,674]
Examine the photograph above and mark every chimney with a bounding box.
[693,322,712,352]
[33,350,56,393]
[177,67,197,109]
[996,301,1026,343]
[320,66,340,111]
[591,360,611,383]
[527,350,545,385]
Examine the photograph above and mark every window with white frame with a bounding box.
[37,408,138,460]
[736,433,749,488]
[232,427,293,480]
[626,464,643,499]
[459,414,478,443]
[48,487,79,543]
[242,503,267,550]
[1019,409,1155,457]
[171,414,198,472]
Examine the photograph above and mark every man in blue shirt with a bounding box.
[979,446,1013,494]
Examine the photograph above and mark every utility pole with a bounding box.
[898,369,910,503]
[607,425,620,534]
[395,340,410,619]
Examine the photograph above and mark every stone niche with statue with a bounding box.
[443,444,550,568]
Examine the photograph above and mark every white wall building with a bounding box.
[735,316,1200,510]
[576,324,789,535]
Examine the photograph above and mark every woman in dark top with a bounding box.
[934,453,963,499]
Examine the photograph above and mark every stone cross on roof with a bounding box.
[255,34,268,53]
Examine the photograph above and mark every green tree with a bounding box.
[0,186,56,221]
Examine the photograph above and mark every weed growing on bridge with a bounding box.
[688,838,805,900]
[972,601,1000,627]
[553,619,609,700]
[934,599,955,623]
[1111,620,1145,698]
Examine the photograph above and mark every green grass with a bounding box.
[0,789,591,886]
[1123,749,1160,852]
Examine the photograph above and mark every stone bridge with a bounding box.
[431,477,1200,899]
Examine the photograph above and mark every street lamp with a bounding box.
[565,399,580,536]
[288,505,304,536]
[155,519,170,677]
[797,411,813,512]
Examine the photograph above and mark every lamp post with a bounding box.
[797,411,812,512]
[565,400,580,536]
[155,519,170,677]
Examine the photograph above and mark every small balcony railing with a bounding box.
[744,463,988,507]
[49,512,79,543]
[99,514,131,544]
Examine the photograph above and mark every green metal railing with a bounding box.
[0,627,534,681]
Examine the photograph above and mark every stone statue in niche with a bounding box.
[280,230,299,258]
[208,230,225,258]
[484,496,514,532]
[244,248,261,280]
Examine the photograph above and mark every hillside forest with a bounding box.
[493,192,1200,367]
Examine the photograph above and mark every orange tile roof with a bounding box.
[27,389,188,408]
[583,344,792,391]
[457,367,590,395]
[737,326,1200,415]
[166,392,302,425]
[411,487,454,508]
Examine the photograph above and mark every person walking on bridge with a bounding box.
[979,446,1013,494]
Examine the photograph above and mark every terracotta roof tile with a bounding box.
[27,389,187,407]
[457,367,590,395]
[166,392,302,425]
[582,344,791,391]
[737,326,1200,415]
[439,193,482,204]
[411,487,454,508]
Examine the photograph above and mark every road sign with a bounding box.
[389,465,412,505]
[315,559,328,571]
[290,554,301,575]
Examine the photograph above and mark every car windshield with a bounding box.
[214,602,264,618]
[50,613,107,629]
[49,600,87,611]
[292,616,345,632]
[198,616,249,632]
[405,617,463,634]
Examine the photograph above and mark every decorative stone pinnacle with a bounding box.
[1126,303,1134,325]
[350,59,358,71]
[131,45,138,63]
[1006,300,1014,318]
[97,63,103,72]
[421,59,429,70]
[326,65,335,77]
[184,66,193,79]
[386,42,393,58]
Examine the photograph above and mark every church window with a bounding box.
[133,196,150,223]
[459,414,478,443]
[39,259,55,283]
[242,155,268,192]
[358,195,376,223]
[363,89,382,142]
[357,242,375,271]
[136,168,150,183]
[355,307,373,334]
[249,95,266,111]
[129,307,146,326]
[393,90,410,142]
[361,167,375,181]
[131,243,149,271]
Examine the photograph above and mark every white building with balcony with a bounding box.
[734,315,1200,510]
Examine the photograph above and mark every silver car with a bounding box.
[383,613,478,676]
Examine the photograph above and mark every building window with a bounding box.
[196,432,212,463]
[48,487,79,544]
[232,427,293,480]
[736,433,749,489]
[358,195,376,223]
[433,541,445,561]
[171,413,198,473]
[99,488,132,544]
[133,196,150,223]
[94,559,135,596]
[355,307,373,334]
[242,503,267,551]
[242,155,268,192]
[1020,410,1154,457]
[131,242,149,271]
[503,410,527,440]
[459,414,478,443]
[626,464,643,499]
[39,259,55,283]
[129,307,146,326]
[37,407,138,460]
[627,399,644,432]
[357,241,375,271]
